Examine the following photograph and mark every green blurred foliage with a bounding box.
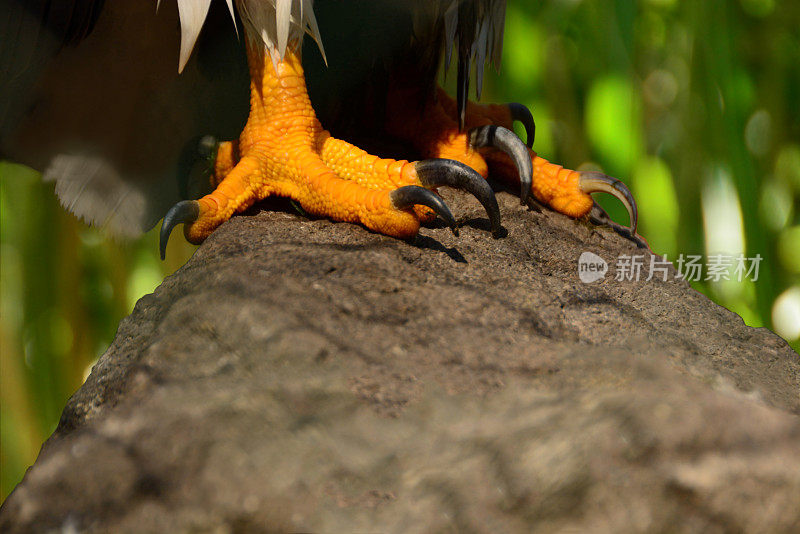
[0,167,194,500]
[2,0,799,501]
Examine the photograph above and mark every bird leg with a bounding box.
[384,85,638,234]
[160,43,502,258]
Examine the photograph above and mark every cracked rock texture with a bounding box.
[2,192,799,533]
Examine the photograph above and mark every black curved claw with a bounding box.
[508,103,535,148]
[579,172,638,234]
[416,158,501,236]
[160,200,200,260]
[390,185,458,236]
[469,125,534,206]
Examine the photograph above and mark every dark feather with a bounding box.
[1,0,507,236]
[1,0,248,236]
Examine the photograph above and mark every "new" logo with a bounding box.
[578,252,608,283]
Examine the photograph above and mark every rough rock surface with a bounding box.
[2,192,799,533]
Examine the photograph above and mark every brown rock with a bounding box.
[2,192,799,533]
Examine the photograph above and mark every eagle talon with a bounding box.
[468,125,533,206]
[390,185,458,236]
[507,103,536,149]
[579,171,638,234]
[416,158,501,236]
[160,200,200,260]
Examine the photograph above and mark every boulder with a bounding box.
[2,191,799,533]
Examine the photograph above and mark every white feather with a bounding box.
[225,0,238,37]
[276,0,291,61]
[302,0,326,65]
[175,0,212,73]
[235,0,325,67]
[161,0,237,73]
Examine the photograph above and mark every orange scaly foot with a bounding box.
[159,44,501,259]
[385,86,638,239]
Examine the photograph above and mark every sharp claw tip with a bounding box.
[159,231,170,261]
[159,200,200,261]
[391,185,457,233]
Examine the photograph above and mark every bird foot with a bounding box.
[161,42,640,258]
[384,86,638,239]
[160,45,503,259]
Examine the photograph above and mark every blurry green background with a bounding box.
[2,0,799,501]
